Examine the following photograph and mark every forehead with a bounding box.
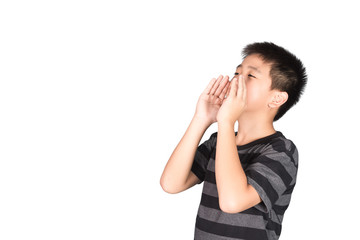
[236,54,271,75]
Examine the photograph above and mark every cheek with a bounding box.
[246,83,259,101]
[245,83,269,107]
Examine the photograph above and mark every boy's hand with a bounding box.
[194,75,230,125]
[216,75,247,125]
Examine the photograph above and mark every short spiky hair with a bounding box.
[242,42,307,121]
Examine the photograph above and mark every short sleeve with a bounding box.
[191,132,217,184]
[245,141,298,213]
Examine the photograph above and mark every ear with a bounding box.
[268,91,288,109]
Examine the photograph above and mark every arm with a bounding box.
[160,75,230,194]
[215,122,261,213]
[215,76,261,213]
[160,116,210,194]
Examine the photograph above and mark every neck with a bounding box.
[235,112,276,146]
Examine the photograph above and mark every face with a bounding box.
[232,54,274,114]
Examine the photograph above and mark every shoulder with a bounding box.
[249,133,299,187]
[210,131,218,138]
[198,132,219,152]
[205,132,218,149]
[263,132,299,168]
[270,132,297,153]
[208,131,218,144]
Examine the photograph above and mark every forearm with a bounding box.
[215,122,248,210]
[160,115,211,193]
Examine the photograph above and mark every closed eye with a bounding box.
[248,74,256,78]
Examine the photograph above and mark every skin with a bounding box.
[160,54,288,213]
[219,54,288,146]
[214,54,288,213]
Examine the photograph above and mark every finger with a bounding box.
[214,75,229,97]
[203,77,217,95]
[218,79,230,100]
[209,75,223,95]
[225,79,232,98]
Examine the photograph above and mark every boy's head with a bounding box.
[234,42,307,121]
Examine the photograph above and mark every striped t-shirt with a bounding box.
[191,131,298,240]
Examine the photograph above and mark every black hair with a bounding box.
[242,42,307,121]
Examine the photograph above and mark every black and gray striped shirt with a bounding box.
[191,131,298,240]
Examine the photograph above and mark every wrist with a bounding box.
[217,120,236,128]
[191,115,212,129]
[193,113,213,124]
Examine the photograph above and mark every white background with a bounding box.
[1,0,359,239]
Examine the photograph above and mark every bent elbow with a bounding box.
[219,199,245,214]
[160,177,179,194]
[160,184,178,194]
[220,203,238,214]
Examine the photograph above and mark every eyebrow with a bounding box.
[236,64,262,74]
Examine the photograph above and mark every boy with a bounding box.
[160,42,307,240]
